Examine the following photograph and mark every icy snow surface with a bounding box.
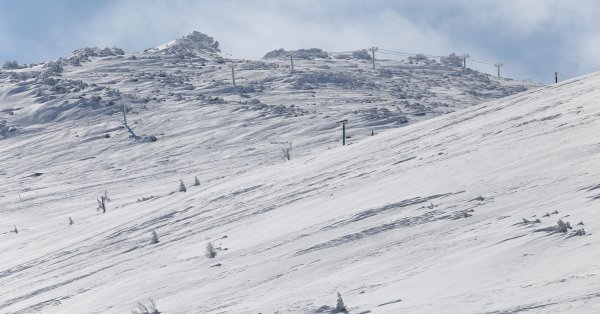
[4,32,597,313]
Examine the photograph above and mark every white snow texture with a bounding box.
[2,31,596,313]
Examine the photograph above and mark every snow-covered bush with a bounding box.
[40,61,63,78]
[206,242,217,258]
[572,228,586,236]
[263,48,329,60]
[194,176,200,186]
[295,48,329,60]
[64,47,125,65]
[150,231,159,244]
[2,60,19,69]
[556,219,571,233]
[263,48,287,59]
[440,53,463,67]
[131,299,160,314]
[408,54,434,64]
[534,219,575,234]
[352,49,371,60]
[140,135,158,142]
[9,70,37,81]
[333,292,348,313]
[179,180,187,192]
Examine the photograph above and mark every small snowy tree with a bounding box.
[333,292,348,313]
[179,179,187,192]
[556,219,571,233]
[131,299,160,314]
[194,176,201,186]
[206,242,217,258]
[68,217,74,225]
[150,230,159,244]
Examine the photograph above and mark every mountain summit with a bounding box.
[150,31,221,58]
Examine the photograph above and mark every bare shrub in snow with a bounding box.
[206,242,217,258]
[282,146,292,161]
[12,225,18,234]
[194,176,201,186]
[150,231,159,244]
[179,180,187,192]
[97,195,107,213]
[131,299,160,314]
[333,292,348,313]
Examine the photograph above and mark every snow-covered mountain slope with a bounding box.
[6,32,600,314]
[0,32,538,146]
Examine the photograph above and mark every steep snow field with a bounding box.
[4,32,599,313]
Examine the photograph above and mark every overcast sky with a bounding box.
[1,0,599,84]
